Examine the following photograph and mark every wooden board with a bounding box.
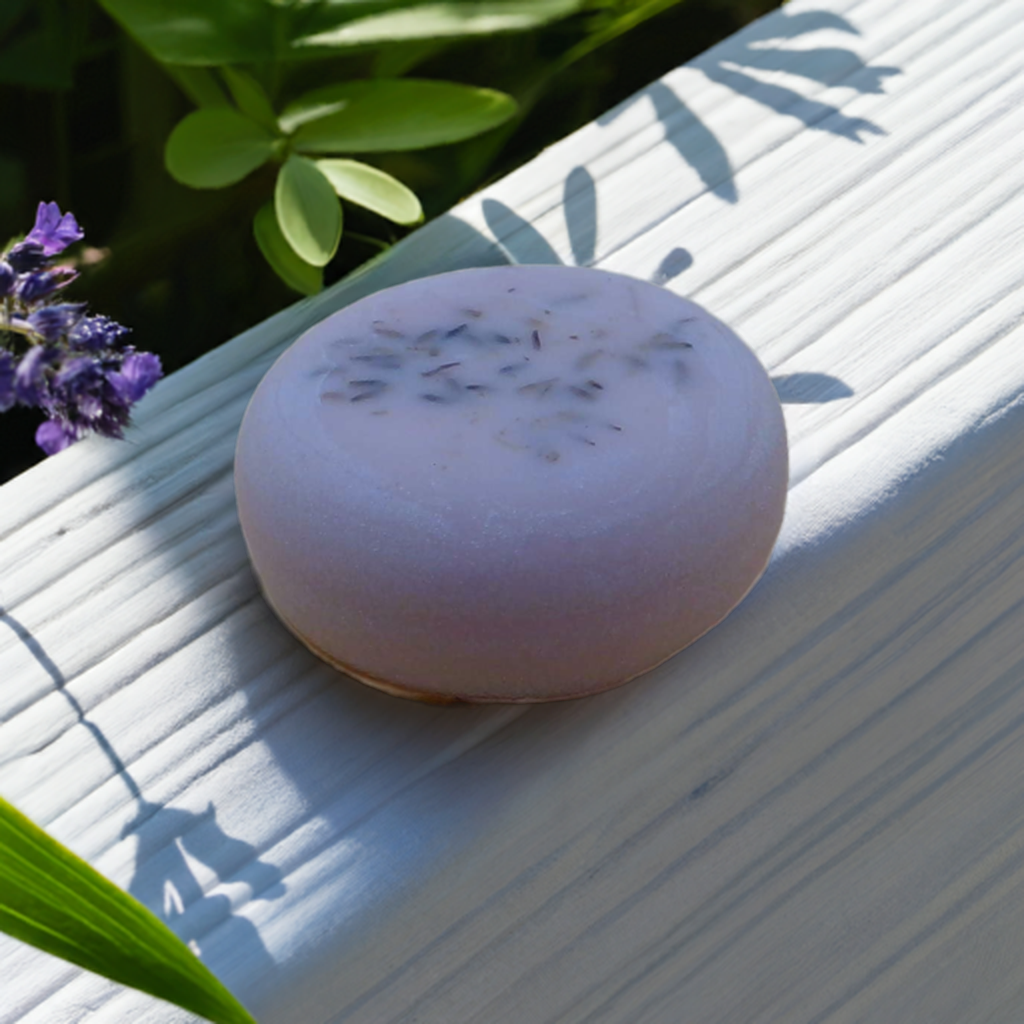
[3,0,1024,1020]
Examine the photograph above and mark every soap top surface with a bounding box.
[263,265,774,525]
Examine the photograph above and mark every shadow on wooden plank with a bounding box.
[597,7,900,202]
[0,606,286,987]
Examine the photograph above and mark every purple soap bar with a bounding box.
[235,266,787,703]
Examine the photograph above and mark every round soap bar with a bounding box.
[235,265,787,703]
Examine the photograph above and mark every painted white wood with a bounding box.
[3,0,1024,1021]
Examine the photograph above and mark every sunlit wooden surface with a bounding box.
[3,0,1024,1020]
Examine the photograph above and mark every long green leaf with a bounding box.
[164,66,232,109]
[555,0,689,75]
[95,0,279,65]
[0,26,74,91]
[292,0,585,51]
[275,156,342,267]
[287,80,516,153]
[221,67,279,132]
[315,159,422,225]
[0,798,257,1024]
[370,38,448,79]
[253,202,323,295]
[165,109,278,189]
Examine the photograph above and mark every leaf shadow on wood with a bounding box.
[481,166,600,269]
[597,7,900,201]
[772,372,854,404]
[481,197,563,265]
[0,607,284,1000]
[0,608,139,797]
[564,165,598,266]
[651,246,694,284]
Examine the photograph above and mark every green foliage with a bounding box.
[292,0,587,51]
[90,0,595,291]
[253,201,323,295]
[94,0,283,66]
[288,80,517,152]
[0,0,81,91]
[221,66,278,131]
[159,64,518,290]
[0,797,257,1024]
[315,159,422,224]
[275,155,342,266]
[94,0,714,293]
[94,0,587,65]
[165,108,279,188]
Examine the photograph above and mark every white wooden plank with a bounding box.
[2,0,1024,1021]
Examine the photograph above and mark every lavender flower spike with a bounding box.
[109,351,163,404]
[26,303,87,343]
[1,199,162,456]
[35,419,77,455]
[25,201,84,256]
[69,314,130,352]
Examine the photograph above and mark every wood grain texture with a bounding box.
[3,0,1024,1020]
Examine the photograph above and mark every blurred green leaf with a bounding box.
[288,80,516,153]
[221,67,279,131]
[315,159,422,224]
[370,38,447,79]
[555,0,688,73]
[0,0,32,41]
[95,0,279,65]
[0,26,73,90]
[253,201,322,295]
[293,0,585,50]
[0,798,257,1024]
[165,109,278,188]
[164,66,232,109]
[275,156,342,266]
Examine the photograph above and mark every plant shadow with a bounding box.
[598,7,900,202]
[0,607,285,985]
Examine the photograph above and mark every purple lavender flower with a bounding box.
[6,241,47,274]
[25,202,84,256]
[69,315,131,352]
[15,267,78,305]
[108,351,162,404]
[0,351,15,413]
[26,303,87,343]
[2,201,161,456]
[35,418,77,455]
[55,358,119,429]
[14,345,57,405]
[0,261,15,298]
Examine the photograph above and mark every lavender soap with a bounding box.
[235,266,787,703]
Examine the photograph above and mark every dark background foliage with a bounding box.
[0,0,780,483]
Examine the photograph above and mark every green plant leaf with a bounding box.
[164,66,232,109]
[221,67,279,132]
[165,108,278,188]
[555,0,688,75]
[370,38,448,79]
[293,0,585,51]
[95,0,279,65]
[0,798,257,1024]
[253,202,323,295]
[0,26,74,91]
[275,156,342,267]
[315,159,422,225]
[287,80,517,153]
